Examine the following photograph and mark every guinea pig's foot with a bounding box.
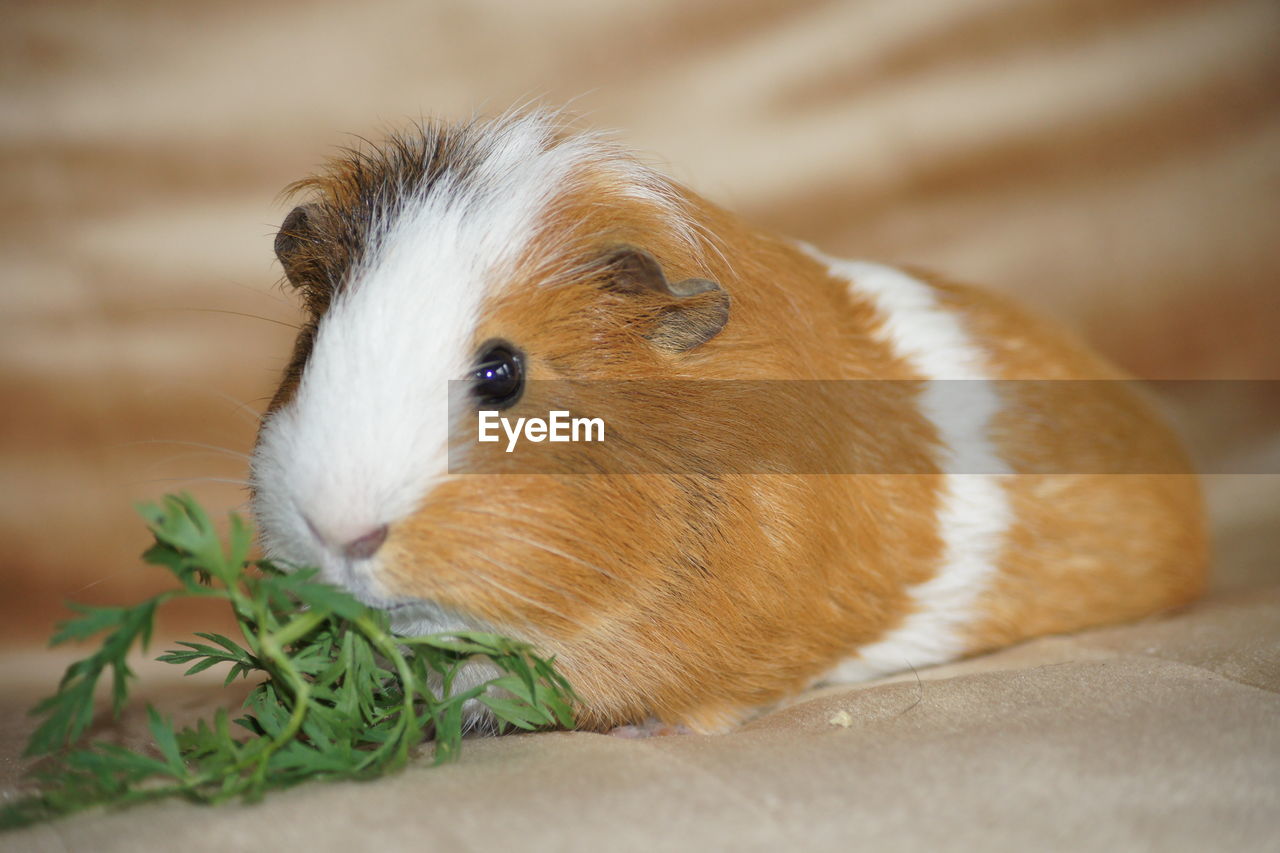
[608,719,694,738]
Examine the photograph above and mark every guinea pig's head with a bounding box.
[249,113,740,693]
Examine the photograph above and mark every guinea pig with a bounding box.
[249,109,1207,733]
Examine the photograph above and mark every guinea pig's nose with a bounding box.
[304,516,389,561]
[341,525,389,561]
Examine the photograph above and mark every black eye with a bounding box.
[472,341,524,408]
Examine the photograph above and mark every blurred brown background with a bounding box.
[2,0,1277,645]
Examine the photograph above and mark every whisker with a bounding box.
[197,388,267,427]
[466,566,576,625]
[437,541,577,624]
[450,505,623,581]
[130,476,252,489]
[213,276,300,312]
[142,453,249,476]
[442,507,622,581]
[426,555,661,684]
[176,306,302,332]
[431,522,594,604]
[69,574,125,595]
[139,382,266,427]
[435,531,656,666]
[120,439,252,461]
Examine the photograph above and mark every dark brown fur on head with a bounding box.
[267,119,536,414]
[274,119,502,312]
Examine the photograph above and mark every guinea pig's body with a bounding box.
[251,111,1206,732]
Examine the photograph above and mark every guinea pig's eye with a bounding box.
[471,341,524,408]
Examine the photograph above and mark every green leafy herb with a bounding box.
[1,494,576,830]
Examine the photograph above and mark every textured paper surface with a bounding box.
[3,472,1276,851]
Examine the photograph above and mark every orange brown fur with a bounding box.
[383,172,946,731]
[925,280,1209,649]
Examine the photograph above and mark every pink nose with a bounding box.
[305,516,389,561]
[341,525,389,561]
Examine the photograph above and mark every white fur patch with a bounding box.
[811,255,1013,683]
[250,112,696,608]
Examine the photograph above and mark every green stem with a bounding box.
[253,617,320,749]
[352,615,429,766]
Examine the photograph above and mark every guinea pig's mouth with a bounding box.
[324,565,418,612]
[338,583,411,611]
[262,531,415,613]
[371,596,492,638]
[314,559,480,633]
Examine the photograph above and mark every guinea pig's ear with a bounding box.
[274,203,322,288]
[603,246,730,352]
